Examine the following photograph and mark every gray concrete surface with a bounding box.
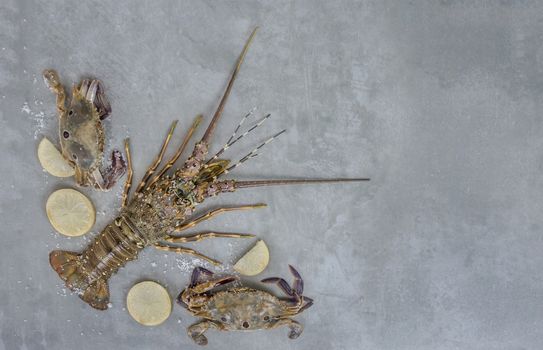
[2,0,543,349]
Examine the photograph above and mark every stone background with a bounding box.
[1,1,543,349]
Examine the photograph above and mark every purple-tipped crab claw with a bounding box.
[261,265,313,312]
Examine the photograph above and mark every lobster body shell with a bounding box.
[49,178,195,310]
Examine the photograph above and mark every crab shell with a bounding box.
[189,287,292,331]
[59,86,105,187]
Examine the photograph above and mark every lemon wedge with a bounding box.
[38,137,75,177]
[233,240,270,276]
[127,281,172,326]
[46,188,95,237]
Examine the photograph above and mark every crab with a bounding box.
[42,69,126,190]
[178,265,314,345]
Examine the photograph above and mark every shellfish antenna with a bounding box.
[234,178,370,189]
[221,128,286,175]
[200,27,258,145]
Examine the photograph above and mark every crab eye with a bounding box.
[263,316,270,321]
[63,131,70,139]
[242,321,250,329]
[72,154,77,160]
[68,110,73,116]
[220,316,227,322]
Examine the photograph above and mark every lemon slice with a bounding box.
[46,188,95,237]
[233,240,270,276]
[38,137,75,177]
[127,281,171,326]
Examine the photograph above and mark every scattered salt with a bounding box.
[22,101,50,139]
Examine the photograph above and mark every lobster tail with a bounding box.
[80,279,109,310]
[49,250,110,310]
[49,250,80,282]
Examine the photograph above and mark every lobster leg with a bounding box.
[165,231,254,243]
[174,204,266,232]
[188,320,224,346]
[147,115,203,189]
[270,318,303,339]
[135,120,178,193]
[154,243,221,266]
[122,139,133,208]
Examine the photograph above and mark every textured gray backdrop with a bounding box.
[2,1,543,349]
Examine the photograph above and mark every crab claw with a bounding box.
[288,265,304,295]
[101,149,127,190]
[299,296,314,312]
[189,266,214,287]
[261,277,295,297]
[191,276,238,294]
[79,78,111,120]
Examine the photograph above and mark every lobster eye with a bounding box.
[68,110,73,116]
[63,131,70,139]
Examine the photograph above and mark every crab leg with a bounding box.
[174,204,266,232]
[154,243,221,266]
[122,139,133,207]
[270,318,303,339]
[165,231,254,243]
[42,69,67,115]
[188,320,225,346]
[135,120,178,193]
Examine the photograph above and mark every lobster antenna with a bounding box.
[201,27,258,145]
[234,178,370,189]
[207,113,271,164]
[222,129,286,175]
[227,107,257,145]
